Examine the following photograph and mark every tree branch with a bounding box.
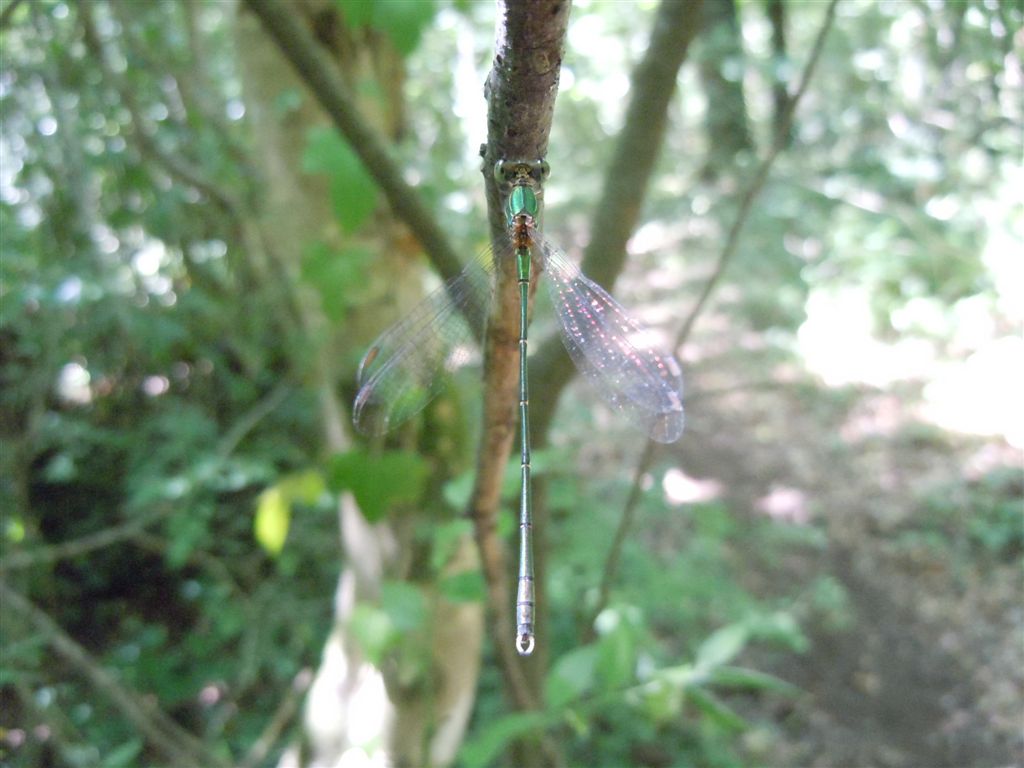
[530,0,704,440]
[469,0,570,722]
[0,580,229,768]
[673,0,838,348]
[586,0,840,634]
[240,0,464,286]
[0,0,26,31]
[216,381,292,458]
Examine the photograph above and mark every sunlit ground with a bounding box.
[798,173,1023,451]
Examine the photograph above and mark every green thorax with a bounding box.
[505,182,539,227]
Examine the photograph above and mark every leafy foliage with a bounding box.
[1,0,1019,766]
[326,449,429,523]
[302,127,379,234]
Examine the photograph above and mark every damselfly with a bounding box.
[353,159,684,655]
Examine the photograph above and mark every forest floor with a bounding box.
[680,363,1023,768]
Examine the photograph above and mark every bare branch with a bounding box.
[216,381,292,458]
[0,506,171,572]
[239,668,313,768]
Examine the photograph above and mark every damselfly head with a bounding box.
[494,158,550,185]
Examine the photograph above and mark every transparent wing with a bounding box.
[537,233,685,443]
[353,253,494,436]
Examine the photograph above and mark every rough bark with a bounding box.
[698,0,754,176]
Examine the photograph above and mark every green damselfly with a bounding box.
[353,160,684,655]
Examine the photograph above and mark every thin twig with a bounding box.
[509,0,703,692]
[239,668,313,768]
[0,505,171,572]
[232,2,567,761]
[674,0,838,349]
[587,0,840,634]
[0,580,230,768]
[2,379,290,573]
[217,382,292,457]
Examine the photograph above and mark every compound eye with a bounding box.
[536,160,550,180]
[493,159,508,183]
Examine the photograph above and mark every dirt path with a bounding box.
[681,376,1023,768]
[777,544,1016,768]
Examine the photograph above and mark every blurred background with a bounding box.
[1,1,1021,767]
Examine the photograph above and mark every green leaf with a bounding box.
[301,127,347,175]
[380,581,427,632]
[329,175,377,234]
[333,0,434,56]
[301,127,377,233]
[429,518,474,570]
[371,0,436,56]
[254,487,290,555]
[4,516,26,543]
[459,711,550,768]
[546,645,598,709]
[277,469,327,505]
[442,470,474,510]
[334,0,375,27]
[301,243,373,321]
[273,88,303,116]
[438,570,485,603]
[641,676,684,723]
[596,621,637,691]
[327,449,428,522]
[695,623,749,672]
[687,686,748,732]
[348,603,396,666]
[166,507,210,568]
[746,610,808,652]
[100,738,144,768]
[709,666,801,697]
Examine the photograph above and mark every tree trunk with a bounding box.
[765,0,793,147]
[698,0,753,176]
[233,3,483,766]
